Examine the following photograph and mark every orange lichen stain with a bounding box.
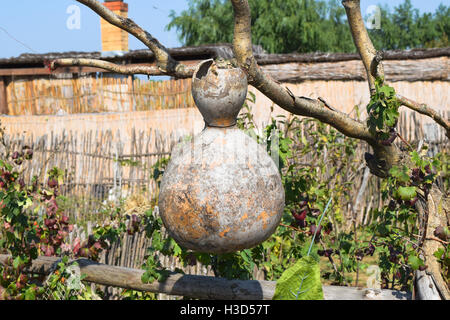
[219,227,231,238]
[163,190,220,241]
[269,210,278,217]
[240,213,248,222]
[256,211,270,230]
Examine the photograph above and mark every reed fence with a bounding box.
[5,75,195,115]
[3,74,448,119]
[0,106,447,222]
[3,109,450,223]
[1,127,184,221]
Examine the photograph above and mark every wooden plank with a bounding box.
[415,270,442,300]
[0,77,7,114]
[0,254,411,300]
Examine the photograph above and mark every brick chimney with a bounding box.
[100,0,129,54]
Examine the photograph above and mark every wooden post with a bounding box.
[0,254,411,300]
[0,77,8,114]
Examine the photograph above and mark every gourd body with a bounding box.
[158,59,285,253]
[158,126,285,253]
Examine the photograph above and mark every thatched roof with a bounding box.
[0,44,236,68]
[0,44,448,69]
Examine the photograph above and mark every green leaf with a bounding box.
[24,287,36,300]
[384,108,399,127]
[151,231,163,251]
[141,272,150,284]
[433,248,445,260]
[379,85,395,98]
[376,224,390,237]
[396,186,417,201]
[408,254,424,270]
[410,151,421,166]
[12,256,23,269]
[173,242,182,256]
[389,166,410,183]
[273,256,323,300]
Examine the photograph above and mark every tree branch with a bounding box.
[396,94,450,139]
[342,0,384,93]
[75,0,191,77]
[49,58,195,78]
[342,0,449,139]
[230,0,375,144]
[51,58,156,75]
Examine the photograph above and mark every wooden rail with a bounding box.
[0,255,411,300]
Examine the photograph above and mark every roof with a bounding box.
[0,44,237,69]
[0,44,448,69]
[0,44,448,82]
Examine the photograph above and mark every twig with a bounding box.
[425,236,449,246]
[279,223,307,233]
[307,198,332,256]
[74,0,192,76]
[319,238,345,285]
[318,97,338,112]
[396,132,413,150]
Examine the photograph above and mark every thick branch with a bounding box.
[396,94,450,139]
[50,58,195,78]
[230,0,374,144]
[75,0,190,76]
[342,0,384,93]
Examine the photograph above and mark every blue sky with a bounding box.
[0,0,447,59]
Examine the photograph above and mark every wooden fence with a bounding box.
[2,73,448,119]
[1,127,181,221]
[1,108,447,224]
[5,75,195,115]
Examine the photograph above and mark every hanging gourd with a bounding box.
[158,59,285,253]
